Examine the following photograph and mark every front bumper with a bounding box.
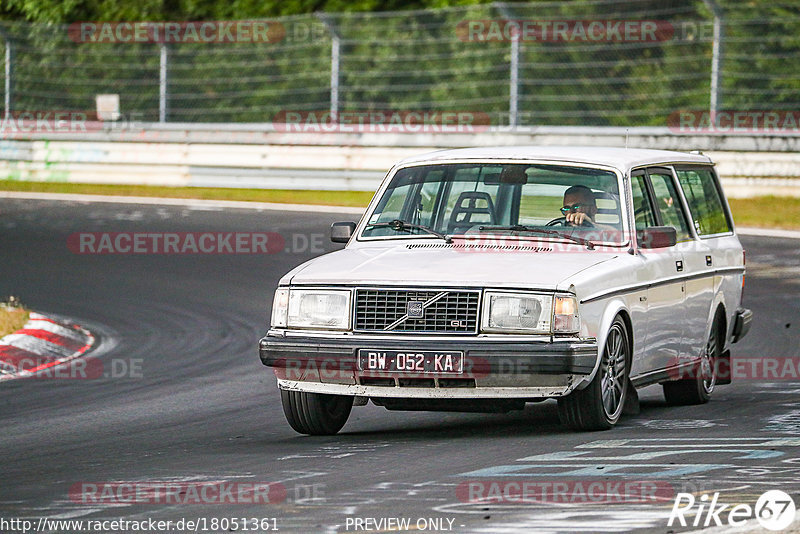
[259,331,598,398]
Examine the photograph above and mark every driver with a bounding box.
[561,185,601,227]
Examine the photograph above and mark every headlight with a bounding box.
[285,289,351,330]
[481,292,580,334]
[482,292,552,334]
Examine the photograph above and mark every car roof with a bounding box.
[395,146,712,171]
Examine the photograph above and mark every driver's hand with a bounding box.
[566,212,593,226]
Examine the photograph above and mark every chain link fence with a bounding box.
[0,0,798,127]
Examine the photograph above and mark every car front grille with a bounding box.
[354,288,480,334]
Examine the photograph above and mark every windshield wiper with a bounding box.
[366,220,452,243]
[478,224,595,250]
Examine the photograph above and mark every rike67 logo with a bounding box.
[669,490,796,531]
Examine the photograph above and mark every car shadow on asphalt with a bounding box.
[340,401,568,439]
[247,388,726,449]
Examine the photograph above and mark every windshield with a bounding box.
[361,163,627,245]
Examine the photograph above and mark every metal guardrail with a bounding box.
[1,126,800,197]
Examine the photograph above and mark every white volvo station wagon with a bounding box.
[260,147,752,434]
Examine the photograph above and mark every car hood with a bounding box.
[285,242,621,290]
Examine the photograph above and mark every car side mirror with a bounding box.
[637,226,677,249]
[331,222,356,243]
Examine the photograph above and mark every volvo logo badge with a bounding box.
[407,301,424,319]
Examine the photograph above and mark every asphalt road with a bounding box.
[0,197,798,534]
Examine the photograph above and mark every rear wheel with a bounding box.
[558,316,629,431]
[280,389,353,435]
[663,319,719,405]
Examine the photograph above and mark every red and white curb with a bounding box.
[0,312,95,380]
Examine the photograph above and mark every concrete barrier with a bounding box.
[1,125,799,196]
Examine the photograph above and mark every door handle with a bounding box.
[706,255,713,266]
[676,260,684,272]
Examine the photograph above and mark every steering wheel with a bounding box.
[545,216,594,227]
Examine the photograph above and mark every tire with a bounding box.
[663,318,720,405]
[558,316,629,431]
[280,389,353,435]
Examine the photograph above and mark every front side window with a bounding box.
[675,167,732,236]
[630,172,657,231]
[362,163,626,245]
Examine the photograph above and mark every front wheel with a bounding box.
[558,316,630,431]
[280,389,353,435]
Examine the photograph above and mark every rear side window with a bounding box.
[647,170,693,242]
[675,168,732,236]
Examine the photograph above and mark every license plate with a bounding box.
[357,349,464,374]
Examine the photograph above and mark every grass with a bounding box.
[0,303,29,338]
[727,196,800,230]
[1,181,799,229]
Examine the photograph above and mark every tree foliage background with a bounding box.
[0,0,796,127]
[0,0,492,23]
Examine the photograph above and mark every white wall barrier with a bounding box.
[1,125,799,197]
